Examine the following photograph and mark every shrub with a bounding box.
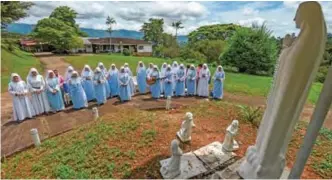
[220,23,278,75]
[316,66,329,83]
[123,48,131,56]
[162,46,180,58]
[180,47,206,63]
[238,105,263,127]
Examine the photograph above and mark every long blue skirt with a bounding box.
[175,80,185,96]
[164,81,173,97]
[82,80,96,101]
[186,79,196,95]
[47,90,64,111]
[94,83,107,104]
[119,85,131,101]
[213,80,223,99]
[151,80,161,98]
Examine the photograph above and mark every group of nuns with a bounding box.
[8,61,225,122]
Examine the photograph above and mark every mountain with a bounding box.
[6,23,188,43]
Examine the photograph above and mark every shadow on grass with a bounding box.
[128,154,168,179]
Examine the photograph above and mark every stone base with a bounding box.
[210,157,244,179]
[193,141,236,170]
[160,152,208,179]
[176,131,191,143]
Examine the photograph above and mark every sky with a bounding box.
[18,1,332,37]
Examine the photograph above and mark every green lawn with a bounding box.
[65,54,323,104]
[1,47,43,92]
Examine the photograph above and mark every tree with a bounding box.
[188,24,242,44]
[106,16,116,52]
[140,18,164,50]
[31,18,83,51]
[49,6,87,37]
[220,23,278,75]
[1,1,34,28]
[171,20,184,38]
[160,33,180,58]
[31,6,84,51]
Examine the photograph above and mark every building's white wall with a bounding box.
[137,44,152,53]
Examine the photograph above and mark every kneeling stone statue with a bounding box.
[160,139,183,179]
[222,120,239,153]
[177,112,195,142]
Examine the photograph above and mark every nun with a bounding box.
[175,64,186,97]
[146,63,154,91]
[108,64,119,97]
[118,66,131,102]
[160,63,167,94]
[8,73,35,122]
[124,63,135,95]
[64,66,74,94]
[171,61,179,91]
[197,64,210,97]
[26,68,50,115]
[150,65,161,99]
[81,65,96,101]
[68,71,88,109]
[213,66,225,99]
[98,62,111,98]
[186,65,197,96]
[164,65,174,98]
[93,67,107,105]
[45,70,65,112]
[136,61,147,94]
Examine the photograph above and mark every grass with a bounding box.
[65,54,323,104]
[1,100,331,178]
[1,46,43,92]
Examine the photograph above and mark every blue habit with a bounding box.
[68,79,88,109]
[46,77,65,111]
[119,73,131,101]
[213,72,225,99]
[150,71,161,98]
[164,71,173,97]
[175,69,185,96]
[93,74,107,105]
[82,79,96,101]
[186,69,196,95]
[137,67,147,94]
[109,70,119,97]
[101,69,111,98]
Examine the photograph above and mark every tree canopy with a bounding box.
[188,24,242,43]
[140,18,164,47]
[220,23,278,75]
[1,1,34,28]
[31,6,84,51]
[106,16,116,35]
[172,20,184,38]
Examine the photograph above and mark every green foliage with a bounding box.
[1,2,33,28]
[122,48,131,56]
[171,20,184,37]
[140,18,164,48]
[238,105,263,127]
[188,24,241,43]
[316,66,329,83]
[54,164,76,179]
[221,23,278,75]
[31,6,84,51]
[319,127,332,140]
[106,16,116,36]
[179,46,206,63]
[189,40,226,63]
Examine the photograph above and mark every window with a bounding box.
[138,45,144,50]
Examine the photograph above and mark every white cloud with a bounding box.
[18,1,332,37]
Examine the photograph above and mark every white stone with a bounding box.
[238,2,327,179]
[160,151,207,179]
[160,139,182,179]
[92,107,99,120]
[193,141,235,170]
[176,112,195,142]
[222,120,239,153]
[166,96,171,110]
[30,128,41,147]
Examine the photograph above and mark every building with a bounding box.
[19,39,53,52]
[85,37,152,56]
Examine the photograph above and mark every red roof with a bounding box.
[20,39,38,46]
[88,37,151,45]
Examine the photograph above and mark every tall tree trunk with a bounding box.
[175,28,178,39]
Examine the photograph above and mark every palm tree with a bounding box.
[106,16,116,53]
[171,20,184,38]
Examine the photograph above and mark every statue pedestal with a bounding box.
[176,131,191,143]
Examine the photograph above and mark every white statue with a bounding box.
[177,112,195,142]
[222,120,239,153]
[166,96,171,110]
[239,2,327,179]
[92,107,99,120]
[160,139,183,179]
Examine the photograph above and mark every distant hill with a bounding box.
[6,23,188,43]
